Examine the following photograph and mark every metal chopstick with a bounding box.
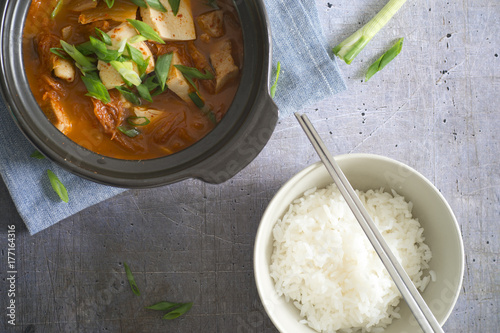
[295,113,444,333]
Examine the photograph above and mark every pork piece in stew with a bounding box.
[23,0,243,160]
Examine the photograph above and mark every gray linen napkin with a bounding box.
[0,0,346,234]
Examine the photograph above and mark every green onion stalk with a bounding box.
[333,0,407,64]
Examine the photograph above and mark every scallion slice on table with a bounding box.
[162,302,193,319]
[123,262,141,296]
[270,61,281,98]
[47,170,69,203]
[145,301,180,311]
[365,37,404,81]
[333,0,407,64]
[30,150,45,159]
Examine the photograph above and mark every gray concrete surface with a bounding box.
[1,0,498,332]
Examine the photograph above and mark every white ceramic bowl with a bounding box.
[254,153,464,333]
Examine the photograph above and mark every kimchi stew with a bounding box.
[23,0,243,160]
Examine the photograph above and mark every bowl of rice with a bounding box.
[254,153,464,333]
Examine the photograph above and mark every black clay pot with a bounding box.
[0,0,278,188]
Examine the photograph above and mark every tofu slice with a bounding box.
[210,40,239,93]
[53,58,76,83]
[166,51,192,103]
[134,107,164,123]
[98,22,155,89]
[140,0,196,41]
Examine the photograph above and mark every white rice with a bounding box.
[270,184,432,332]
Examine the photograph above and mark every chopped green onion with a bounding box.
[127,19,165,44]
[81,74,111,104]
[50,0,64,19]
[127,116,150,126]
[47,169,69,203]
[188,92,204,108]
[174,65,213,94]
[143,75,160,92]
[270,61,281,98]
[90,37,121,63]
[155,53,173,91]
[76,41,95,56]
[168,0,180,16]
[333,0,407,64]
[60,40,97,73]
[137,84,153,102]
[104,0,115,8]
[50,48,69,60]
[116,86,142,105]
[123,262,140,295]
[205,0,219,9]
[174,65,214,80]
[147,0,167,12]
[129,35,148,44]
[127,44,149,76]
[118,126,141,137]
[111,61,142,86]
[145,302,180,311]
[95,27,112,46]
[365,37,404,81]
[128,0,148,8]
[30,150,45,159]
[162,302,193,320]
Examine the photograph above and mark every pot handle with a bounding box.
[195,91,279,184]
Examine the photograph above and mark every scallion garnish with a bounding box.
[76,41,95,56]
[155,53,173,91]
[127,116,150,126]
[95,27,112,46]
[81,74,111,104]
[127,19,165,44]
[47,169,69,203]
[270,61,281,98]
[118,126,141,138]
[116,86,142,105]
[128,0,148,8]
[162,302,193,320]
[60,40,97,73]
[128,35,148,44]
[50,47,69,60]
[104,0,115,8]
[110,61,142,86]
[143,75,160,92]
[333,0,407,64]
[188,92,204,109]
[147,0,167,12]
[137,84,153,102]
[365,37,403,81]
[50,0,64,19]
[123,262,140,295]
[174,65,214,80]
[174,65,213,94]
[127,44,149,76]
[168,0,180,16]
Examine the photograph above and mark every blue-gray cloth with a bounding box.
[0,0,346,234]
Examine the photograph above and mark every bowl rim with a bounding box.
[253,153,465,332]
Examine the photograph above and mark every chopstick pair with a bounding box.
[295,113,444,333]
